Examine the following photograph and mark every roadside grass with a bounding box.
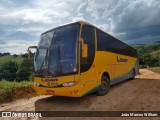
[147,67,160,74]
[0,80,33,102]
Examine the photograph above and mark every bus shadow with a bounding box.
[34,79,135,110]
[109,77,160,90]
[34,77,160,118]
[109,78,160,95]
[110,78,136,89]
[34,93,97,112]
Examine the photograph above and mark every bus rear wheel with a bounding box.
[96,76,110,96]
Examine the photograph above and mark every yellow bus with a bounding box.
[28,21,139,97]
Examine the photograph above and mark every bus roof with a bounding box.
[41,21,137,51]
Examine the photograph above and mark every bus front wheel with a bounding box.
[96,76,110,96]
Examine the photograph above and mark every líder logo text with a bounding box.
[117,56,128,62]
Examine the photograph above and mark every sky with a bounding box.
[0,0,160,54]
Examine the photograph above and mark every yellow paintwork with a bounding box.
[34,75,82,97]
[28,46,37,60]
[33,21,137,97]
[34,51,137,97]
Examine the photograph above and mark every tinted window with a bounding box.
[49,24,79,75]
[97,29,137,57]
[38,31,54,49]
[81,25,95,72]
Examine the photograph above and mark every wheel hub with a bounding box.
[101,81,107,90]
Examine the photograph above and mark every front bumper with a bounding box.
[34,84,82,97]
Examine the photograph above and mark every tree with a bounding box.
[21,52,34,58]
[16,59,33,81]
[0,61,18,81]
[13,54,18,58]
[0,52,11,57]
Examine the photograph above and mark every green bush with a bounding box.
[16,59,33,81]
[0,58,34,81]
[0,61,18,81]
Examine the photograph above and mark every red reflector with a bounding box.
[46,90,54,95]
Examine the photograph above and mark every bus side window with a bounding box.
[80,25,95,73]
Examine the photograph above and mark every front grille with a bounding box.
[38,84,63,88]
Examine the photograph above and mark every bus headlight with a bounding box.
[34,82,40,87]
[62,81,77,87]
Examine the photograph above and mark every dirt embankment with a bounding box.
[13,85,37,99]
[0,85,37,104]
[0,69,160,120]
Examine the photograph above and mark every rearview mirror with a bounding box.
[82,44,88,58]
[28,46,38,61]
[80,38,88,58]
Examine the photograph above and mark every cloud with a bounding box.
[17,27,49,36]
[114,0,160,32]
[78,1,87,16]
[0,41,6,45]
[0,39,37,54]
[0,0,84,54]
[113,0,160,43]
[0,0,160,54]
[85,0,160,44]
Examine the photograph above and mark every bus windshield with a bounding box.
[35,23,80,77]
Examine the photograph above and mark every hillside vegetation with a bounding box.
[0,53,34,102]
[0,53,34,82]
[133,43,160,53]
[133,43,160,67]
[0,55,24,64]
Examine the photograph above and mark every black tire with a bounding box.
[96,76,110,96]
[131,70,136,80]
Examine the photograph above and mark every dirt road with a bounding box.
[0,69,160,120]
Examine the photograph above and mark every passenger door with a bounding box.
[80,24,99,95]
